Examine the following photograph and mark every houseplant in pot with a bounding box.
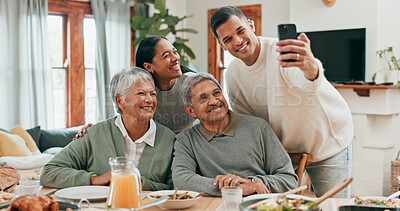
[373,46,400,86]
[131,0,198,67]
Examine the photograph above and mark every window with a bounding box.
[83,18,97,124]
[47,15,66,128]
[48,0,94,127]
[48,0,135,127]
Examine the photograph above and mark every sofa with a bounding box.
[0,125,81,180]
[25,126,81,153]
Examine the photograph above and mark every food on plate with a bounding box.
[5,195,59,211]
[256,196,317,211]
[0,166,20,193]
[149,191,202,200]
[0,192,15,203]
[354,196,400,208]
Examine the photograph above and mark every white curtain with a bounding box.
[0,0,53,129]
[90,0,131,121]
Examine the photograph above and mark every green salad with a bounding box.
[256,196,317,211]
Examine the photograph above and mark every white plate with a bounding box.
[243,193,315,202]
[147,190,201,210]
[55,186,109,201]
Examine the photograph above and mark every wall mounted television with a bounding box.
[301,28,366,83]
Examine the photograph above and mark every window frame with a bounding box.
[48,0,135,127]
[48,0,92,127]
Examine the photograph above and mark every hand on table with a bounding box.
[213,174,269,196]
[90,171,111,186]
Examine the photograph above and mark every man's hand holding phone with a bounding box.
[276,23,319,81]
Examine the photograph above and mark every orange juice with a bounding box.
[107,172,142,208]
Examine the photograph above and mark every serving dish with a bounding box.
[147,190,201,210]
[353,196,400,208]
[339,205,400,211]
[240,195,319,211]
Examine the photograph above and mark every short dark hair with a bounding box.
[210,6,247,40]
[135,36,168,69]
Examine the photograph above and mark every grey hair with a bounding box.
[181,72,222,107]
[110,67,155,114]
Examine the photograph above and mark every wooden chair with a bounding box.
[289,153,313,195]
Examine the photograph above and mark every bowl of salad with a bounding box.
[240,194,320,211]
[353,196,400,208]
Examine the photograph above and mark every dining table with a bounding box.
[37,187,356,211]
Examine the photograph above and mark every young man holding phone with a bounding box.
[210,6,354,198]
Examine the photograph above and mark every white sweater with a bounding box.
[225,36,354,162]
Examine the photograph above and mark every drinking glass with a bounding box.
[221,186,242,211]
[19,180,42,195]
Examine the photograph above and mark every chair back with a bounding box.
[289,153,313,194]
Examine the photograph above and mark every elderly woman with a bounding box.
[40,68,175,191]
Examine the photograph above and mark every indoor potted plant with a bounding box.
[373,46,400,86]
[131,0,198,67]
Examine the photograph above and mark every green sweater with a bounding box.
[40,117,175,191]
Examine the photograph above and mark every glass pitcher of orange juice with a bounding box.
[106,157,142,209]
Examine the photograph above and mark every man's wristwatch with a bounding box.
[247,176,259,182]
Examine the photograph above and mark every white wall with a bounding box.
[165,0,187,42]
[182,0,400,81]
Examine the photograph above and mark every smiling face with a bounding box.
[117,80,157,122]
[144,38,182,83]
[216,15,260,66]
[184,80,229,125]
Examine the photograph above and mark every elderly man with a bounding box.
[172,73,297,196]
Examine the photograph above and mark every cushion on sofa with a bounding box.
[10,125,41,155]
[0,132,32,156]
[26,126,41,147]
[38,126,80,152]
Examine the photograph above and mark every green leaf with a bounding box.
[131,15,146,30]
[180,57,189,67]
[164,16,180,26]
[183,45,196,60]
[147,28,171,37]
[141,15,160,29]
[175,42,196,59]
[174,38,189,43]
[176,28,198,34]
[154,0,166,15]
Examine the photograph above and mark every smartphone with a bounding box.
[277,24,298,61]
[278,24,297,40]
